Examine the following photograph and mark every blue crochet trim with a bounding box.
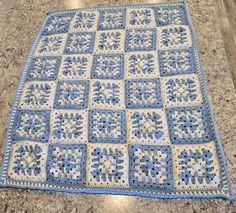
[0,0,234,200]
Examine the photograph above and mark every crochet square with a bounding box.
[166,106,212,144]
[172,142,221,190]
[125,79,162,108]
[70,11,99,32]
[50,109,88,143]
[89,80,125,109]
[95,30,125,53]
[125,28,156,52]
[157,25,192,50]
[12,110,50,142]
[125,51,159,79]
[35,34,67,56]
[87,144,129,187]
[88,109,127,143]
[158,49,195,76]
[54,80,89,109]
[155,5,187,26]
[91,54,124,79]
[129,145,173,190]
[46,143,87,186]
[26,56,61,81]
[8,141,48,182]
[64,32,95,54]
[161,74,203,107]
[126,8,156,28]
[58,55,93,80]
[42,13,75,35]
[97,9,126,30]
[127,109,170,145]
[19,81,56,110]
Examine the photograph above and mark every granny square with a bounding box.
[26,56,61,81]
[64,32,95,54]
[42,13,75,35]
[91,53,124,79]
[125,28,156,52]
[87,144,129,187]
[158,48,195,76]
[166,106,212,144]
[125,51,159,79]
[88,109,127,143]
[8,141,48,182]
[0,1,233,200]
[125,78,162,108]
[54,80,89,109]
[172,142,221,190]
[126,8,156,28]
[70,11,99,32]
[129,145,173,190]
[46,143,87,186]
[161,74,203,107]
[97,9,126,30]
[50,109,88,143]
[89,80,125,109]
[58,54,93,80]
[19,81,56,110]
[12,110,50,143]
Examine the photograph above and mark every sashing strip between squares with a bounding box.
[0,1,233,199]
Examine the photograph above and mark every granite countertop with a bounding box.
[0,0,235,212]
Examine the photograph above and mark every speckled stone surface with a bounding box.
[0,0,235,212]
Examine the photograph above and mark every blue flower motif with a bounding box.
[98,9,126,30]
[42,13,74,35]
[129,145,173,189]
[27,56,61,81]
[47,144,86,186]
[61,56,89,78]
[88,109,126,143]
[131,111,164,140]
[90,147,125,182]
[72,11,98,30]
[155,5,187,26]
[125,79,162,108]
[52,112,83,140]
[158,49,195,76]
[12,110,50,142]
[125,28,156,52]
[91,54,124,79]
[54,80,89,109]
[128,9,154,27]
[166,106,212,144]
[64,32,95,54]
[92,81,120,105]
[38,35,64,54]
[178,149,216,185]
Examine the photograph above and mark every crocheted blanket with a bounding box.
[0,0,233,199]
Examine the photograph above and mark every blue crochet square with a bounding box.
[158,49,195,76]
[12,110,50,142]
[98,9,126,30]
[125,79,162,108]
[166,106,212,144]
[129,144,173,190]
[46,144,87,186]
[125,28,156,52]
[54,80,89,109]
[26,56,61,81]
[155,5,187,26]
[91,54,124,79]
[88,109,127,143]
[64,32,95,54]
[42,13,75,35]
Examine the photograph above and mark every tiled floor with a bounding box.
[0,0,235,212]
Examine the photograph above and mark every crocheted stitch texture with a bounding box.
[0,1,234,199]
